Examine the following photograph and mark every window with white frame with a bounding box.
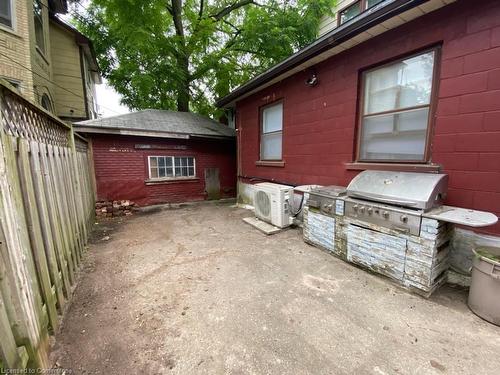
[148,156,195,179]
[260,102,283,160]
[358,48,437,162]
[0,0,13,28]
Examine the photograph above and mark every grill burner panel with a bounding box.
[344,198,422,236]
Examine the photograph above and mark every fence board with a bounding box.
[17,139,59,332]
[0,132,47,368]
[0,82,95,370]
[29,141,65,311]
[39,144,72,298]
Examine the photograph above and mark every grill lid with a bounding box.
[346,171,448,210]
[310,185,346,198]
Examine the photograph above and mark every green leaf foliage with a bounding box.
[75,0,335,117]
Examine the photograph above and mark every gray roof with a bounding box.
[74,109,235,139]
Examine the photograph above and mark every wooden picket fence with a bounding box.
[0,82,95,369]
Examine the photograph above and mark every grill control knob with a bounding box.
[327,204,333,210]
[367,207,373,215]
[382,211,390,219]
[400,215,408,223]
[359,206,366,214]
[353,204,359,211]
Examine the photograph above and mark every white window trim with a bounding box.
[147,155,197,181]
[0,0,16,34]
[260,101,283,161]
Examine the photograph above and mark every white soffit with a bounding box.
[233,0,456,106]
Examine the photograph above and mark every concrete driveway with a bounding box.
[51,203,500,374]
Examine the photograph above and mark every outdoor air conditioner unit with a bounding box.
[253,182,294,228]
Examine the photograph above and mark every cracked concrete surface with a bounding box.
[51,203,500,374]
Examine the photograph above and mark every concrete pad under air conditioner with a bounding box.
[242,217,283,235]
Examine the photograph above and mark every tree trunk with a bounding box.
[176,53,190,112]
[171,0,190,112]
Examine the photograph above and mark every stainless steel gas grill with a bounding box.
[342,170,497,296]
[344,171,448,236]
[302,171,498,297]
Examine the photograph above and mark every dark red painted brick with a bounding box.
[483,111,500,131]
[440,57,464,79]
[90,134,236,206]
[487,68,500,90]
[433,152,479,170]
[493,26,500,47]
[439,72,488,98]
[459,90,500,113]
[436,97,460,116]
[466,2,500,33]
[434,113,483,134]
[443,30,491,60]
[463,47,500,74]
[236,0,500,235]
[455,133,500,152]
[478,152,500,171]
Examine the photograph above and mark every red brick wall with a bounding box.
[90,134,236,206]
[236,0,500,235]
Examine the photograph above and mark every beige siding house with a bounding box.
[319,0,388,36]
[49,16,101,121]
[0,0,100,121]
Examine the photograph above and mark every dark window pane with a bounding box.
[181,157,188,167]
[367,0,384,8]
[150,167,158,178]
[166,167,173,177]
[158,157,165,167]
[187,157,194,167]
[0,0,12,27]
[188,167,195,176]
[339,2,360,25]
[166,157,173,167]
[175,157,181,167]
[159,167,166,177]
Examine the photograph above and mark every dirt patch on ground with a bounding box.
[50,203,500,374]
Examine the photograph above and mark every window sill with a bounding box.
[0,25,20,37]
[345,162,442,173]
[145,177,199,185]
[255,160,285,167]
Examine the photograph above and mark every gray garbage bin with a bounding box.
[468,246,500,326]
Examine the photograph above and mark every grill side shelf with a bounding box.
[423,206,498,228]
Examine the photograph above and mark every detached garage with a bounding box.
[74,109,236,206]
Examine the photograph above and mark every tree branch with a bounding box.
[210,0,260,21]
[198,0,205,19]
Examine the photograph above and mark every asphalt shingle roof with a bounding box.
[74,109,235,138]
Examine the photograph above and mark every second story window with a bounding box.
[0,0,13,28]
[260,102,283,161]
[338,0,385,26]
[33,0,45,53]
[339,1,362,25]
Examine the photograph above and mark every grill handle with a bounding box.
[350,193,418,207]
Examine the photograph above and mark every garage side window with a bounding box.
[260,102,283,161]
[358,48,437,162]
[149,156,195,179]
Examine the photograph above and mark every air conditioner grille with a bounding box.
[255,190,271,217]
